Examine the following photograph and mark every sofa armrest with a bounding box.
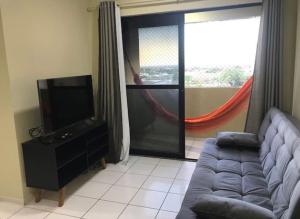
[216,132,260,148]
[192,195,275,219]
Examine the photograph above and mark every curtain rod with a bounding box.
[87,3,121,12]
[87,0,261,12]
[86,0,206,12]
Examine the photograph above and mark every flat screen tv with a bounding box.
[37,75,95,134]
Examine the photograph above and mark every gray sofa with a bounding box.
[177,108,300,219]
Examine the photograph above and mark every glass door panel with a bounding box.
[122,14,184,158]
[127,89,179,154]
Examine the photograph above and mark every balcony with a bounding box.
[185,87,249,159]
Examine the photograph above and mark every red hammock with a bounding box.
[185,76,252,131]
[128,59,252,130]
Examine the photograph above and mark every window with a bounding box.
[185,7,261,88]
[138,25,179,85]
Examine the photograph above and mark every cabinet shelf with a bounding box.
[57,151,87,170]
[58,154,87,188]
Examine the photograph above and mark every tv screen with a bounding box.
[37,75,95,133]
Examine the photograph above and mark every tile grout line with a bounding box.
[39,157,140,219]
[82,159,183,217]
[41,165,118,219]
[76,157,191,218]
[7,156,192,219]
[45,211,81,219]
[117,157,164,219]
[155,161,184,218]
[81,156,140,219]
[20,165,111,219]
[43,212,51,219]
[7,206,37,219]
[9,206,52,219]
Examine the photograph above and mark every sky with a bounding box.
[185,17,261,68]
[138,17,260,68]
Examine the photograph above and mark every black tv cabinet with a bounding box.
[22,121,109,207]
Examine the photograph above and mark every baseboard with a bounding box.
[0,196,24,205]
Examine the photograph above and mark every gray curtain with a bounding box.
[98,1,123,163]
[245,0,283,133]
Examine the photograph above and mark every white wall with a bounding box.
[0,0,93,203]
[283,0,298,114]
[0,9,24,202]
[0,0,297,203]
[293,0,300,119]
[1,0,92,112]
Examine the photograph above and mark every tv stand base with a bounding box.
[22,121,109,208]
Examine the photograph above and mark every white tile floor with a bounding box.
[185,137,205,159]
[0,156,196,219]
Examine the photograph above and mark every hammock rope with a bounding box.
[185,76,252,131]
[185,77,253,124]
[126,57,252,130]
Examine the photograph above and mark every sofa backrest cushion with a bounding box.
[258,108,300,219]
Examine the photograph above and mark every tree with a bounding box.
[219,66,248,87]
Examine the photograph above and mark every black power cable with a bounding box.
[28,127,42,138]
[28,127,55,144]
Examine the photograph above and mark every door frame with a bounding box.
[122,13,185,159]
[121,2,262,159]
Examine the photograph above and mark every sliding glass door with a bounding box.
[122,14,185,158]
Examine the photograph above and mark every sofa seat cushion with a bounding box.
[177,138,272,219]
